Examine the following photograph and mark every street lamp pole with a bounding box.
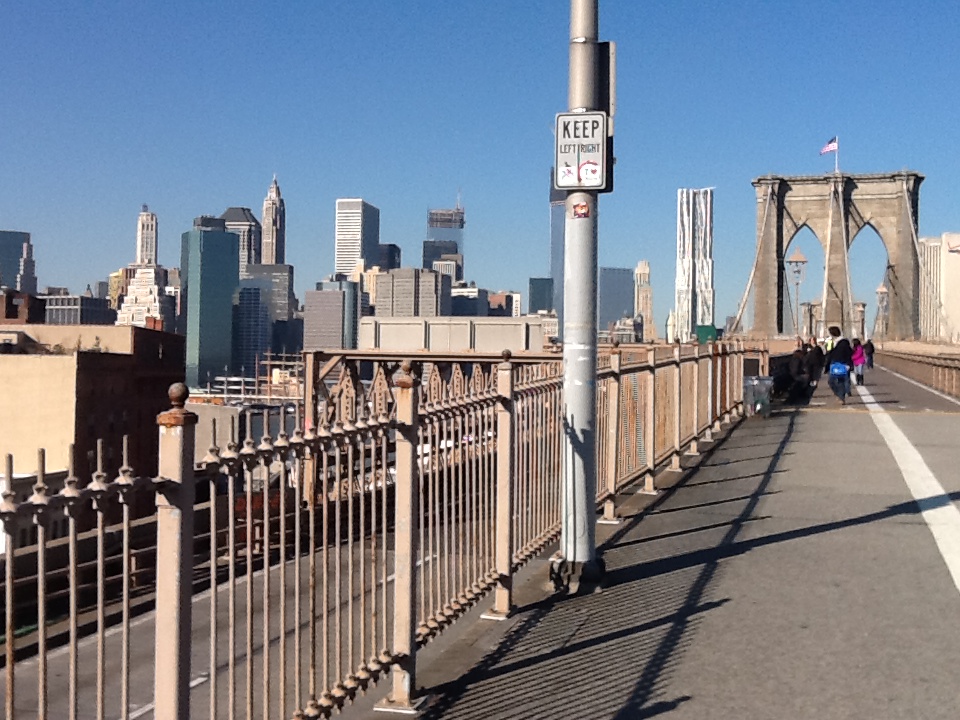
[557,0,604,589]
[876,283,889,340]
[785,249,807,338]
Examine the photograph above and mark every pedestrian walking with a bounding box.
[787,348,808,403]
[823,326,853,404]
[851,339,866,387]
[802,338,824,401]
[863,338,875,370]
[824,332,836,354]
[803,337,825,388]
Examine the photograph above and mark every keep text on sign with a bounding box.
[554,112,607,190]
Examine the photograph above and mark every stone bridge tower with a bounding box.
[751,172,923,340]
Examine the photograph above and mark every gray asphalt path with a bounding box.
[403,367,960,719]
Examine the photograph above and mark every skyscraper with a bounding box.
[528,277,554,314]
[221,207,262,279]
[41,293,116,324]
[378,243,402,271]
[488,291,522,317]
[261,176,286,265]
[116,266,176,331]
[422,239,460,273]
[432,258,461,282]
[0,231,36,293]
[675,188,715,342]
[136,204,158,266]
[374,268,451,317]
[426,204,465,277]
[634,260,656,340]
[15,240,37,295]
[335,199,380,276]
[181,216,240,387]
[598,268,634,331]
[451,285,489,316]
[549,170,565,330]
[918,233,960,342]
[305,279,362,350]
[232,286,271,375]
[426,206,465,252]
[242,264,296,323]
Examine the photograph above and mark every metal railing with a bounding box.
[0,341,748,719]
[876,348,960,398]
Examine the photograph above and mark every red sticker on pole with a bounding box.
[573,202,590,218]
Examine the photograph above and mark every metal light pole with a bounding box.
[876,282,889,339]
[799,302,811,339]
[785,248,807,338]
[558,0,602,586]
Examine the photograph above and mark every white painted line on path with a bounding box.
[386,553,436,584]
[19,551,304,667]
[126,673,209,719]
[22,544,410,668]
[856,384,960,595]
[105,550,435,718]
[878,366,960,407]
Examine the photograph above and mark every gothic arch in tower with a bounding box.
[748,172,922,340]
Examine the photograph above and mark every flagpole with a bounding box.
[835,135,839,174]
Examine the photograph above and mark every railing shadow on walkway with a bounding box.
[600,410,798,719]
[410,359,956,719]
[417,400,960,718]
[424,376,960,720]
[415,409,796,719]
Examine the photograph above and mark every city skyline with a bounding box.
[3,2,960,329]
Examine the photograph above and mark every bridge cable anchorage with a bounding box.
[903,177,949,337]
[731,182,774,333]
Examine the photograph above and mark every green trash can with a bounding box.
[744,376,774,418]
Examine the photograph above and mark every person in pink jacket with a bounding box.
[851,339,866,386]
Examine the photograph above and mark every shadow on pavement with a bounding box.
[416,402,958,718]
[647,490,781,516]
[602,411,798,718]
[417,413,799,719]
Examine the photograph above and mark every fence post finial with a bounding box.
[485,352,516,618]
[154,383,197,720]
[377,360,425,713]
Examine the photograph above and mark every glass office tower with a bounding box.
[181,217,240,388]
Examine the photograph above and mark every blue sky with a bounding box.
[2,1,959,331]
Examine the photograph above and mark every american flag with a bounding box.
[820,136,838,155]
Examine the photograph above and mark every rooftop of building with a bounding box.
[0,323,183,357]
[220,207,260,225]
[427,207,466,228]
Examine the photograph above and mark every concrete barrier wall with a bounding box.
[359,316,546,353]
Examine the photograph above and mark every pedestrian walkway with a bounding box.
[809,361,960,414]
[355,366,960,719]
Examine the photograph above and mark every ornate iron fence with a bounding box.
[0,342,747,719]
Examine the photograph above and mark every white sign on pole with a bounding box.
[554,112,607,191]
